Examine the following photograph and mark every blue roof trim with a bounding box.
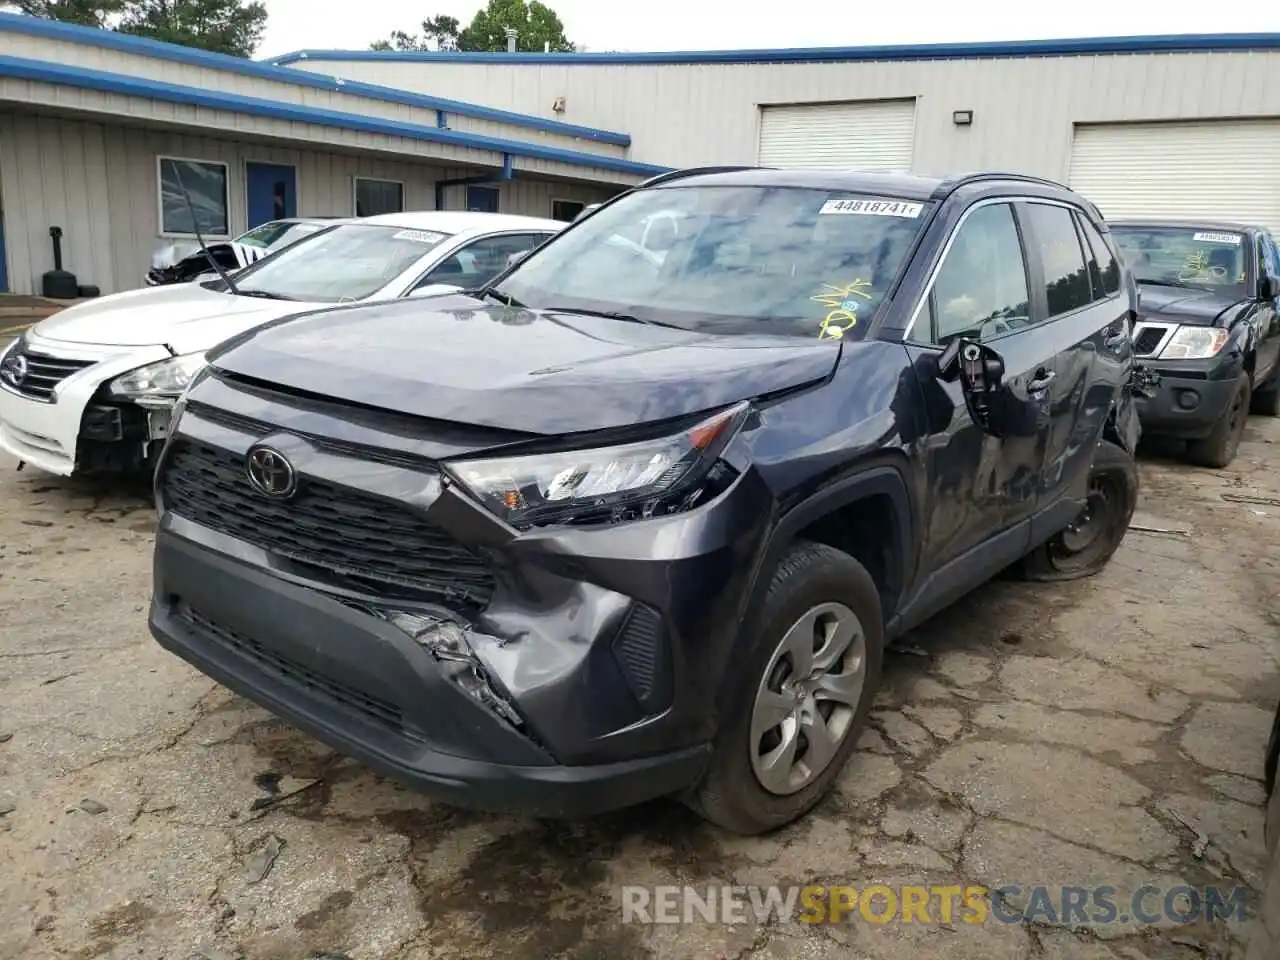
[0,54,669,177]
[267,31,1280,66]
[0,12,631,146]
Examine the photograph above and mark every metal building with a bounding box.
[0,13,662,296]
[274,34,1280,233]
[5,17,1280,296]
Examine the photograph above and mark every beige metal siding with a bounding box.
[0,31,627,162]
[287,52,1280,175]
[757,99,916,169]
[0,110,617,296]
[1069,120,1280,232]
[0,111,446,295]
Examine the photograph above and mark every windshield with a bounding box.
[496,185,931,338]
[232,223,452,301]
[1111,225,1251,294]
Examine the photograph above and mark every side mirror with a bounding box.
[506,251,530,268]
[937,338,1043,438]
[1260,275,1277,300]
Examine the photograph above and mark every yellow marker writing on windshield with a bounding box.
[812,279,873,340]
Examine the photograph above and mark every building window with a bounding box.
[466,185,499,213]
[552,199,585,222]
[354,178,404,217]
[158,157,230,237]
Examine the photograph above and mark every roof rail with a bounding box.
[930,171,1070,200]
[638,165,769,188]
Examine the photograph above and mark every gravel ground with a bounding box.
[0,417,1277,960]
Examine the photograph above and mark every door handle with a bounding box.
[1027,369,1056,392]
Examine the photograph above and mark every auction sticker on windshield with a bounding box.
[820,198,923,218]
[392,229,447,244]
[1192,231,1241,245]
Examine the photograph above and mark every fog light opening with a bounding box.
[1175,389,1200,411]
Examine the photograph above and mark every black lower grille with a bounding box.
[1,343,95,402]
[160,439,496,608]
[175,604,414,738]
[1133,325,1171,357]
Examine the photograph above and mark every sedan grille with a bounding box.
[0,341,95,402]
[159,439,496,609]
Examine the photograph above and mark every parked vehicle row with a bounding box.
[3,167,1276,839]
[0,211,562,476]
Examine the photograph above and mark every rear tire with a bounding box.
[1012,439,1138,583]
[1252,378,1280,417]
[1187,373,1251,468]
[684,541,883,835]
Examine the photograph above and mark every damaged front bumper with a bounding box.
[149,532,712,817]
[147,387,778,816]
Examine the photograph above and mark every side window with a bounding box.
[927,203,1031,344]
[1077,216,1122,296]
[418,233,547,290]
[1024,203,1092,317]
[1264,234,1280,279]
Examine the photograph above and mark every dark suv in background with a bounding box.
[1109,220,1280,467]
[147,168,1144,834]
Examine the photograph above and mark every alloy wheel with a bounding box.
[749,602,867,796]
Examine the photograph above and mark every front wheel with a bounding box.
[1012,439,1138,582]
[1187,372,1251,468]
[684,541,884,835]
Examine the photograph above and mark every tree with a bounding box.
[117,0,268,57]
[6,0,124,28]
[6,0,268,56]
[372,1,574,53]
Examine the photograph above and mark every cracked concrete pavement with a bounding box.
[1,418,1278,960]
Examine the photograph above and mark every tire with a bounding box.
[1012,439,1138,583]
[684,541,884,835]
[1187,373,1251,468]
[1252,378,1280,417]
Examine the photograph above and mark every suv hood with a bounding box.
[33,283,304,351]
[1137,284,1246,326]
[209,295,842,434]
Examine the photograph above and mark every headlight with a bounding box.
[446,402,748,530]
[109,352,208,402]
[1158,326,1229,360]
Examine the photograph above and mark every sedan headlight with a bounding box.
[1158,326,1229,360]
[447,402,748,530]
[109,352,208,403]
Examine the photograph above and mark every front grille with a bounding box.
[1133,324,1172,358]
[175,604,415,738]
[160,439,497,608]
[1,342,95,402]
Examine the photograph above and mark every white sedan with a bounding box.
[0,210,563,477]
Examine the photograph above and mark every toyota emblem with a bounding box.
[245,445,297,499]
[1,353,27,387]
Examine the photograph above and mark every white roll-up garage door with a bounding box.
[758,99,916,171]
[1069,120,1280,233]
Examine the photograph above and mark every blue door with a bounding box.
[246,162,297,228]
[466,185,499,213]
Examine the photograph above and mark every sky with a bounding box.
[256,0,1280,60]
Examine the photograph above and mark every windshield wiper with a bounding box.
[1138,278,1208,291]
[544,305,681,329]
[472,287,526,308]
[233,289,297,301]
